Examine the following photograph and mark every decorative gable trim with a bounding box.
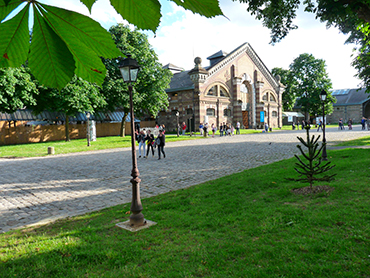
[207,43,279,91]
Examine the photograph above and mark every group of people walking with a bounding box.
[135,127,166,160]
[198,122,241,137]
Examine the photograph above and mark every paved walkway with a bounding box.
[1,126,369,233]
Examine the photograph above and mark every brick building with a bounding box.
[158,43,285,132]
[326,88,370,124]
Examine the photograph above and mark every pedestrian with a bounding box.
[317,120,322,131]
[181,122,186,135]
[236,121,240,134]
[348,118,353,130]
[199,122,204,136]
[156,129,166,160]
[367,117,370,131]
[161,124,166,134]
[145,130,155,157]
[227,124,231,136]
[361,117,366,130]
[137,130,146,158]
[223,122,227,135]
[203,122,208,137]
[301,120,305,130]
[231,124,235,135]
[219,123,224,136]
[292,122,296,130]
[211,123,216,137]
[339,118,344,130]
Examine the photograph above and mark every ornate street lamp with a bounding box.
[320,90,328,161]
[86,112,91,147]
[118,55,146,228]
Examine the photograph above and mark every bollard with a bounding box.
[48,147,55,155]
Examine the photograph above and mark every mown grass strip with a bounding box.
[1,148,369,277]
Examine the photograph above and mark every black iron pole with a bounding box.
[322,101,328,161]
[129,84,145,226]
[87,118,91,147]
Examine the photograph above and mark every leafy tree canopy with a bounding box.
[0,0,222,89]
[274,53,335,118]
[0,66,38,113]
[102,24,172,118]
[235,0,370,44]
[271,67,296,111]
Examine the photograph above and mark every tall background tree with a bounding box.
[3,1,370,89]
[271,67,296,111]
[0,67,38,114]
[30,76,106,141]
[102,24,172,136]
[273,54,335,120]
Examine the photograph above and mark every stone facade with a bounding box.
[325,88,370,124]
[158,43,284,132]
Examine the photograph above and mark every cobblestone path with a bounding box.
[1,126,368,233]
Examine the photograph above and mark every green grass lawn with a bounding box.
[1,148,369,277]
[335,135,370,147]
[0,135,202,158]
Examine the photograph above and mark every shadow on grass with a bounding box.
[1,149,370,277]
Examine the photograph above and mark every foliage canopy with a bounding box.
[0,0,222,89]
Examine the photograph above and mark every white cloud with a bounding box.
[41,0,361,89]
[148,0,361,89]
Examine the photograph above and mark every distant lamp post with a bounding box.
[86,112,91,147]
[117,54,151,230]
[320,89,328,161]
[176,111,180,137]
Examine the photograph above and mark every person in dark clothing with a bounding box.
[156,129,166,160]
[145,130,155,157]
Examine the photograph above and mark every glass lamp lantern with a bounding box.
[118,54,140,83]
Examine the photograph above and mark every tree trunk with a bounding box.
[65,114,70,142]
[120,112,128,137]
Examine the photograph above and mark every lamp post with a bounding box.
[86,112,91,147]
[320,90,328,161]
[176,111,180,137]
[118,55,146,227]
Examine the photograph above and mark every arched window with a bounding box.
[224,109,231,117]
[186,108,193,115]
[220,88,227,97]
[272,111,278,117]
[206,84,230,97]
[240,83,248,93]
[206,108,215,116]
[262,94,268,101]
[171,110,179,116]
[207,86,216,96]
[270,95,276,102]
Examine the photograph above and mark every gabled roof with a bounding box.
[166,70,194,92]
[331,88,370,106]
[207,50,228,60]
[163,63,184,74]
[166,42,279,92]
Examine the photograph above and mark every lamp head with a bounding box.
[118,54,140,83]
[320,90,327,101]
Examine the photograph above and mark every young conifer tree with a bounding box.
[288,126,336,191]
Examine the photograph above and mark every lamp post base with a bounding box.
[116,219,157,232]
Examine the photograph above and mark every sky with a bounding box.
[42,0,362,89]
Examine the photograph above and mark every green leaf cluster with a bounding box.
[0,0,222,89]
[272,53,335,118]
[234,0,370,44]
[288,126,336,190]
[101,24,172,118]
[0,67,38,113]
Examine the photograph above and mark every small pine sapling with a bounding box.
[288,126,336,191]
